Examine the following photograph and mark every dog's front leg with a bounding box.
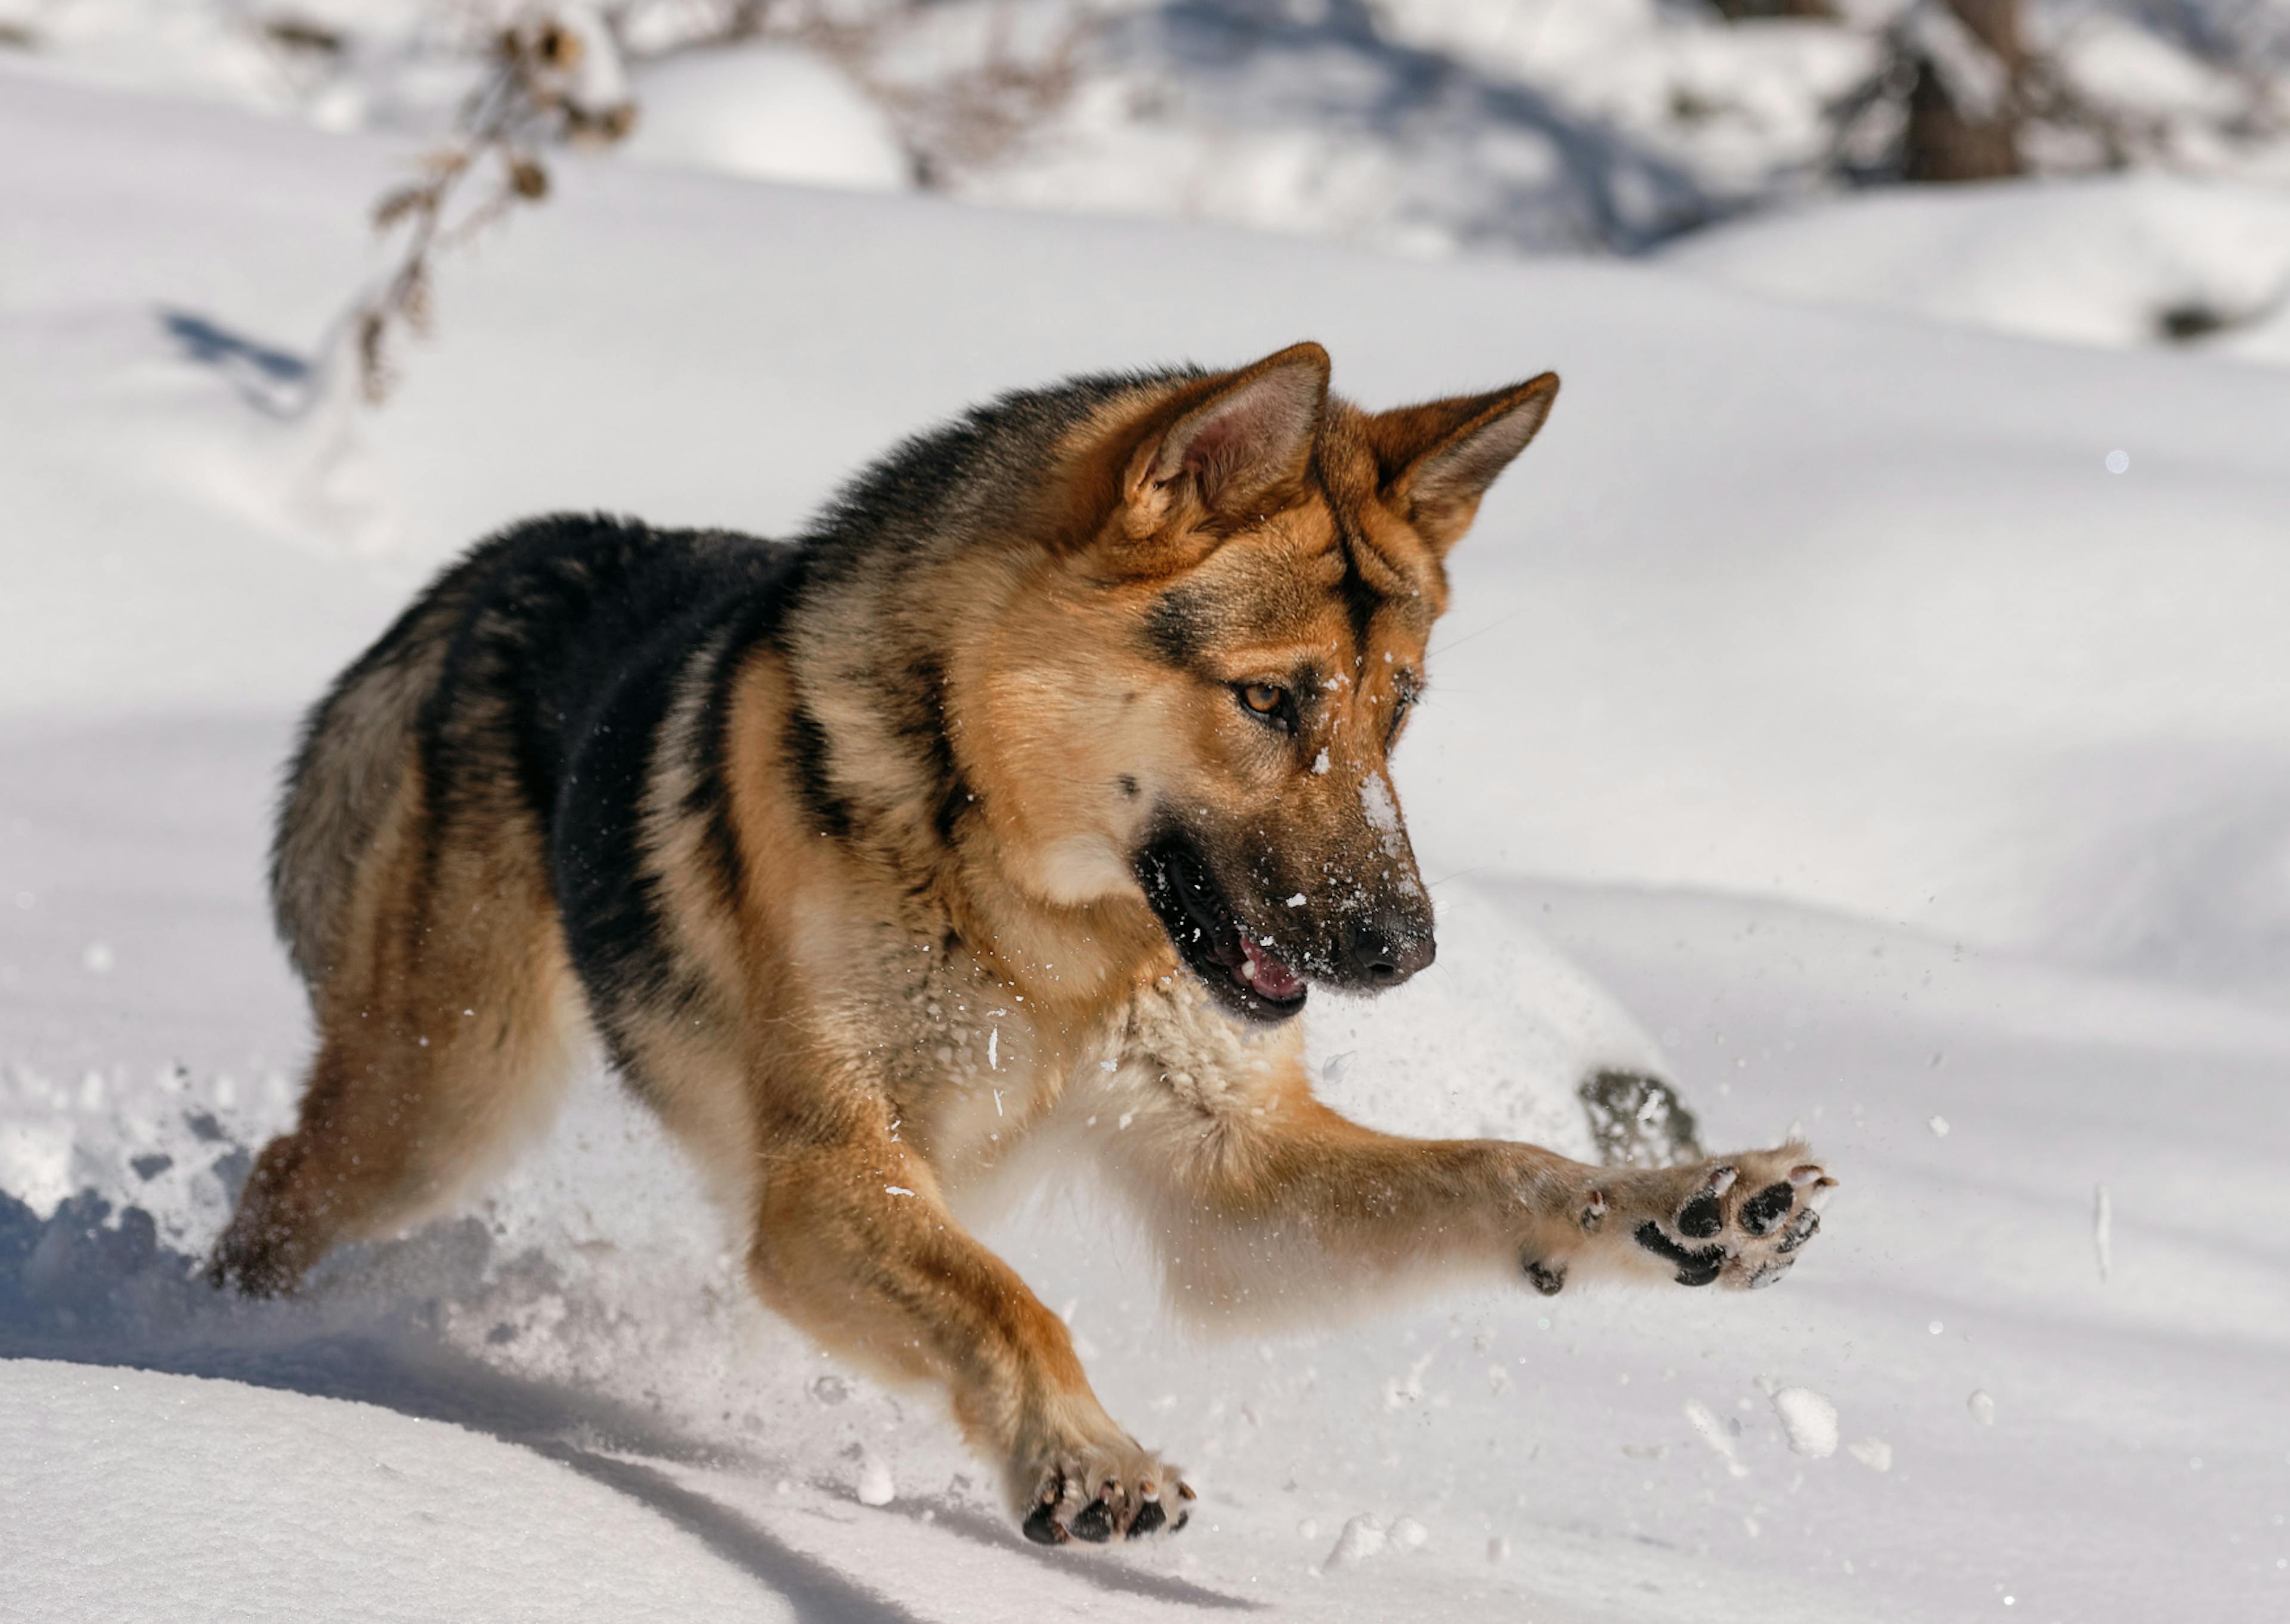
[746,1127,1192,1544]
[1098,1061,1834,1313]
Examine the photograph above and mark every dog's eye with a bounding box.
[1236,683,1293,731]
[1384,677,1421,746]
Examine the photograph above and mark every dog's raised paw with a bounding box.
[1629,1149,1835,1289]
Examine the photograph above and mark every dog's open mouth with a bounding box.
[1135,836,1308,1023]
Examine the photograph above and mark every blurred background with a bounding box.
[5,0,2288,357]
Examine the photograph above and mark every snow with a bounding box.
[853,1448,896,1507]
[621,44,912,192]
[1322,1511,1390,1570]
[1845,1436,1893,1473]
[1662,174,2290,361]
[0,1359,799,1623]
[1685,1396,1750,1478]
[1771,1386,1841,1459]
[4,57,2290,1624]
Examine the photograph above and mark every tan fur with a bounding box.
[215,345,1833,1544]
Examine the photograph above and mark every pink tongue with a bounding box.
[1239,937,1305,1000]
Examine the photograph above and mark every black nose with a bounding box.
[1341,916,1435,988]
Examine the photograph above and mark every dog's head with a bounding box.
[978,343,1556,1022]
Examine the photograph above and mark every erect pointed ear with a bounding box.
[1124,342,1330,526]
[1368,372,1559,551]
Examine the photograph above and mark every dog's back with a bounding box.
[271,516,795,984]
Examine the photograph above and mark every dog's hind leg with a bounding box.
[211,788,581,1296]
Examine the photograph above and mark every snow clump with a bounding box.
[1321,1514,1387,1570]
[1772,1387,1840,1458]
[854,1449,895,1507]
[1848,1437,1895,1473]
[1685,1397,1750,1478]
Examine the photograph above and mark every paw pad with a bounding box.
[1623,1152,1836,1290]
[1676,1167,1735,1238]
[1022,1465,1192,1546]
[1634,1220,1726,1286]
[1775,1207,1820,1254]
[1738,1180,1796,1236]
[1023,1501,1067,1545]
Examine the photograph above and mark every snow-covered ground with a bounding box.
[4,63,2289,1623]
[1663,173,2290,363]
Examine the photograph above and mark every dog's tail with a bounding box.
[268,582,461,987]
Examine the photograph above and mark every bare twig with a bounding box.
[356,11,634,402]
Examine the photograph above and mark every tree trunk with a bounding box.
[1904,0,2025,182]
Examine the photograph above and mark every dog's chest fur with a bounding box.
[852,922,1295,1180]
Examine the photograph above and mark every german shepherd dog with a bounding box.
[212,343,1833,1544]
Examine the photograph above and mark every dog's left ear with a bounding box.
[1124,342,1330,529]
[1369,373,1559,552]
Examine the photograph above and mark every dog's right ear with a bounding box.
[1122,343,1329,529]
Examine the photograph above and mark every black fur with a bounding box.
[1143,584,1212,669]
[1317,480,1387,656]
[783,702,856,841]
